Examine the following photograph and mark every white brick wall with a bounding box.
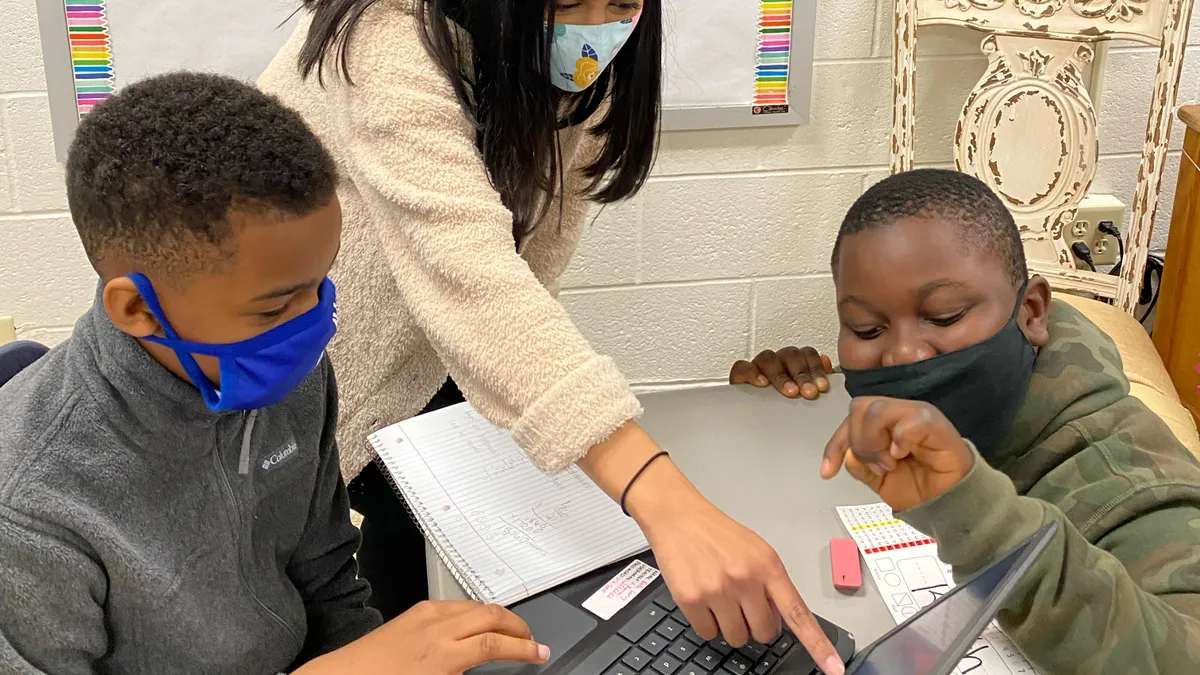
[1,0,93,347]
[2,0,1199,387]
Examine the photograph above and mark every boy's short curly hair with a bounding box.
[66,72,337,277]
[831,169,1027,286]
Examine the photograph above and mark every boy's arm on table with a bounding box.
[0,503,106,674]
[900,453,1200,674]
[288,359,383,664]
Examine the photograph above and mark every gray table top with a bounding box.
[637,377,894,645]
[426,377,896,645]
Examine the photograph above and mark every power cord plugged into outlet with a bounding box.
[1098,221,1124,275]
[1068,194,1126,267]
[1071,241,1097,272]
[1065,214,1162,326]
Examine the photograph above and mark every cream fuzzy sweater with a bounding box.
[258,1,642,478]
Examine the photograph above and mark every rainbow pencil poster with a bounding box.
[754,0,793,114]
[64,0,114,119]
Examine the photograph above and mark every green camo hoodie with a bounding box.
[900,299,1200,673]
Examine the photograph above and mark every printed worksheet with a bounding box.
[836,504,1040,675]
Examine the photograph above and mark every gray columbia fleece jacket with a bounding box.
[0,299,382,674]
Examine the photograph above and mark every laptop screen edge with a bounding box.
[843,520,1060,675]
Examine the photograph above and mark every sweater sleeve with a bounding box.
[898,451,1200,674]
[329,10,641,474]
[0,504,107,674]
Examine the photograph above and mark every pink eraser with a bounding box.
[830,538,862,590]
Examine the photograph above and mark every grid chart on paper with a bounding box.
[837,503,935,554]
[837,503,1042,675]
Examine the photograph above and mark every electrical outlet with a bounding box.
[0,316,15,345]
[1064,194,1125,268]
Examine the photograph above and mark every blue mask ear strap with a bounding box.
[127,273,183,340]
[126,273,222,408]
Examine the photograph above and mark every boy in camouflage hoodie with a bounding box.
[732,169,1200,673]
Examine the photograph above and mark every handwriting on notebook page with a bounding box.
[371,402,649,605]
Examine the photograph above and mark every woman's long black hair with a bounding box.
[297,0,662,245]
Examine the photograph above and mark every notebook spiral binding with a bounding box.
[366,435,497,604]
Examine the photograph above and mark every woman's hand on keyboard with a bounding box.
[295,600,550,675]
[579,422,845,675]
[630,472,846,675]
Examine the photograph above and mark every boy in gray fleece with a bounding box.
[0,73,549,675]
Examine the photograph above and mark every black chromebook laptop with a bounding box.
[470,521,1056,675]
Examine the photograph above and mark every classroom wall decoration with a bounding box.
[660,0,815,129]
[754,1,795,113]
[37,0,818,157]
[63,0,114,119]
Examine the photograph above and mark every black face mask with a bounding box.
[841,287,1036,459]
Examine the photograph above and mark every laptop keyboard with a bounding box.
[573,587,812,675]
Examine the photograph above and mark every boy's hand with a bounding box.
[730,347,833,399]
[296,600,549,675]
[819,397,974,512]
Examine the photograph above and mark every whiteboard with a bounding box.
[664,2,762,108]
[106,0,299,87]
[661,0,816,131]
[38,0,817,158]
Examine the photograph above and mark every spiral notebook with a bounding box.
[368,402,650,607]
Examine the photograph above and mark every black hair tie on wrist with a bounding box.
[620,451,670,517]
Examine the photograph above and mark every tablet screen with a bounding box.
[846,543,1022,675]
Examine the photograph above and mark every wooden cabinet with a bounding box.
[1152,106,1200,425]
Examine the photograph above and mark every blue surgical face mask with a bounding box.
[547,15,640,93]
[127,273,338,412]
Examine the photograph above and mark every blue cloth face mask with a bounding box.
[548,15,640,93]
[127,273,338,412]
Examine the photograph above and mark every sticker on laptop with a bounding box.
[582,559,661,620]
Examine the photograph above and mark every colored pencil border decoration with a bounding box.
[754,0,792,113]
[64,0,114,119]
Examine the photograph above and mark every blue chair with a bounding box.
[0,341,49,388]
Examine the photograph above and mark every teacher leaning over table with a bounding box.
[258,1,842,672]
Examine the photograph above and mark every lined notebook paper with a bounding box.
[368,402,650,606]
